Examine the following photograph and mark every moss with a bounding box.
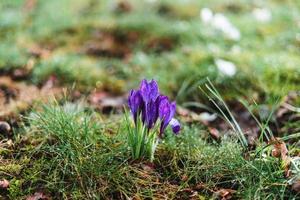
[8,179,24,200]
[0,164,22,175]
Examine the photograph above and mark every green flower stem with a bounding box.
[125,110,159,161]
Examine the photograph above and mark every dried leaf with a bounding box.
[177,106,190,117]
[271,148,281,158]
[0,76,62,118]
[214,188,236,200]
[270,138,291,173]
[177,106,217,125]
[181,174,188,181]
[84,32,132,58]
[292,180,300,193]
[189,191,199,199]
[285,169,292,178]
[89,91,125,111]
[0,179,9,189]
[26,192,49,200]
[28,45,51,59]
[271,138,289,161]
[208,127,220,140]
[0,139,14,148]
[115,0,132,13]
[141,163,154,172]
[276,91,300,135]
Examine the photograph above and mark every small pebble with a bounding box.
[0,121,11,136]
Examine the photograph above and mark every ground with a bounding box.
[0,0,299,199]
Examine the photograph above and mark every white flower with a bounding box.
[212,14,240,40]
[198,112,217,122]
[215,59,237,76]
[224,25,241,40]
[200,9,241,41]
[200,8,213,24]
[211,14,232,31]
[252,8,272,23]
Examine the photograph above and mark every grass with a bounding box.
[0,102,297,199]
[0,0,299,199]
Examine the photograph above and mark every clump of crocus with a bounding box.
[125,79,180,161]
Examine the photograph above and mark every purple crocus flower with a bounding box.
[158,96,176,136]
[128,79,180,135]
[128,89,143,123]
[139,79,160,129]
[127,79,181,161]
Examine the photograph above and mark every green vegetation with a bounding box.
[0,0,299,199]
[1,104,296,199]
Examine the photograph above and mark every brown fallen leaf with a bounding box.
[146,37,175,53]
[84,31,132,59]
[181,188,199,200]
[214,188,236,200]
[89,91,126,112]
[208,127,220,140]
[270,138,291,175]
[115,0,132,13]
[26,192,50,200]
[277,91,299,117]
[28,45,51,59]
[0,179,9,189]
[42,75,58,90]
[285,169,292,178]
[271,138,289,161]
[141,163,155,172]
[0,139,14,148]
[271,147,281,158]
[177,106,217,125]
[0,76,62,119]
[194,182,215,193]
[292,180,300,193]
[276,91,300,135]
[181,174,188,181]
[177,106,190,117]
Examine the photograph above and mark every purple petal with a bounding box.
[128,89,143,123]
[169,102,176,122]
[146,101,157,128]
[158,97,177,135]
[149,79,159,101]
[139,79,149,102]
[139,79,159,104]
[158,96,169,119]
[170,118,181,134]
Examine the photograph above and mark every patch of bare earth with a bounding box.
[0,76,62,121]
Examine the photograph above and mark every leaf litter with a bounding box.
[0,76,62,120]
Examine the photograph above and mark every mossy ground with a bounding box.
[0,0,299,199]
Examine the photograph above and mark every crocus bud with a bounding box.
[170,118,181,134]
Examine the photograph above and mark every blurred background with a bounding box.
[0,0,299,107]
